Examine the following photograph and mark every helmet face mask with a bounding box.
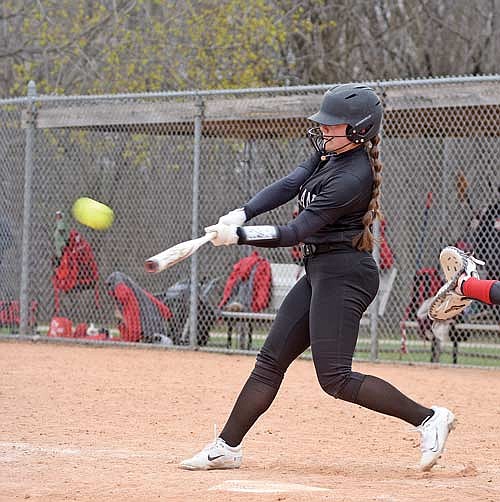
[307,126,327,153]
[307,126,351,155]
[307,83,383,155]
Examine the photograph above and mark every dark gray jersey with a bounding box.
[243,147,373,247]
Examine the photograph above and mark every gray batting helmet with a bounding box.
[308,83,383,145]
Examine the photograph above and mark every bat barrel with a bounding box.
[145,260,160,273]
[144,232,216,274]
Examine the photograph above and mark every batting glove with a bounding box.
[205,223,239,246]
[218,208,247,226]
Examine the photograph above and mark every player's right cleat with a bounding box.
[417,405,456,471]
[179,437,242,471]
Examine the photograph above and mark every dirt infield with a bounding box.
[1,340,500,502]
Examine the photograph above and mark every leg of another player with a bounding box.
[428,246,493,321]
[459,277,500,305]
[439,245,499,305]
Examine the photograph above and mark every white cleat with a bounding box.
[180,437,242,471]
[429,246,485,321]
[417,405,456,471]
[439,246,484,286]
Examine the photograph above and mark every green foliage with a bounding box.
[5,0,496,97]
[179,0,283,89]
[1,0,323,96]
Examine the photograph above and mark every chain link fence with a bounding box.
[1,76,499,366]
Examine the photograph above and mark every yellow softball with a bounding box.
[72,197,114,231]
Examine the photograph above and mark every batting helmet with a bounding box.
[308,83,383,150]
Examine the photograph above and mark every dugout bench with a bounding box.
[402,319,500,364]
[220,263,301,350]
[221,308,499,363]
[218,265,500,363]
[220,264,396,350]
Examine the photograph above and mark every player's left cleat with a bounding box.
[417,405,456,471]
[179,437,242,471]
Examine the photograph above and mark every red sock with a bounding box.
[462,277,496,304]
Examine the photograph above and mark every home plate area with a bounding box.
[209,479,331,494]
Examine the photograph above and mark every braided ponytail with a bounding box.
[352,134,383,252]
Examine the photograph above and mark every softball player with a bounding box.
[180,84,455,472]
[429,246,500,321]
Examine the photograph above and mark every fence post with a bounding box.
[189,95,205,347]
[19,81,36,337]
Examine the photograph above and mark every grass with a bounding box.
[2,325,499,368]
[207,329,500,367]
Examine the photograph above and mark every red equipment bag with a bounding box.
[52,229,99,314]
[48,317,73,338]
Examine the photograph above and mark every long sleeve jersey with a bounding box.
[242,147,374,247]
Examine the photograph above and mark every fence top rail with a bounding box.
[16,75,500,134]
[0,96,30,105]
[2,74,500,106]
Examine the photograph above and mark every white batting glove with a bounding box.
[218,207,247,226]
[205,223,239,246]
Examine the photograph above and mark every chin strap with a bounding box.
[320,144,361,160]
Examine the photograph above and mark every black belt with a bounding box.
[302,242,350,257]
